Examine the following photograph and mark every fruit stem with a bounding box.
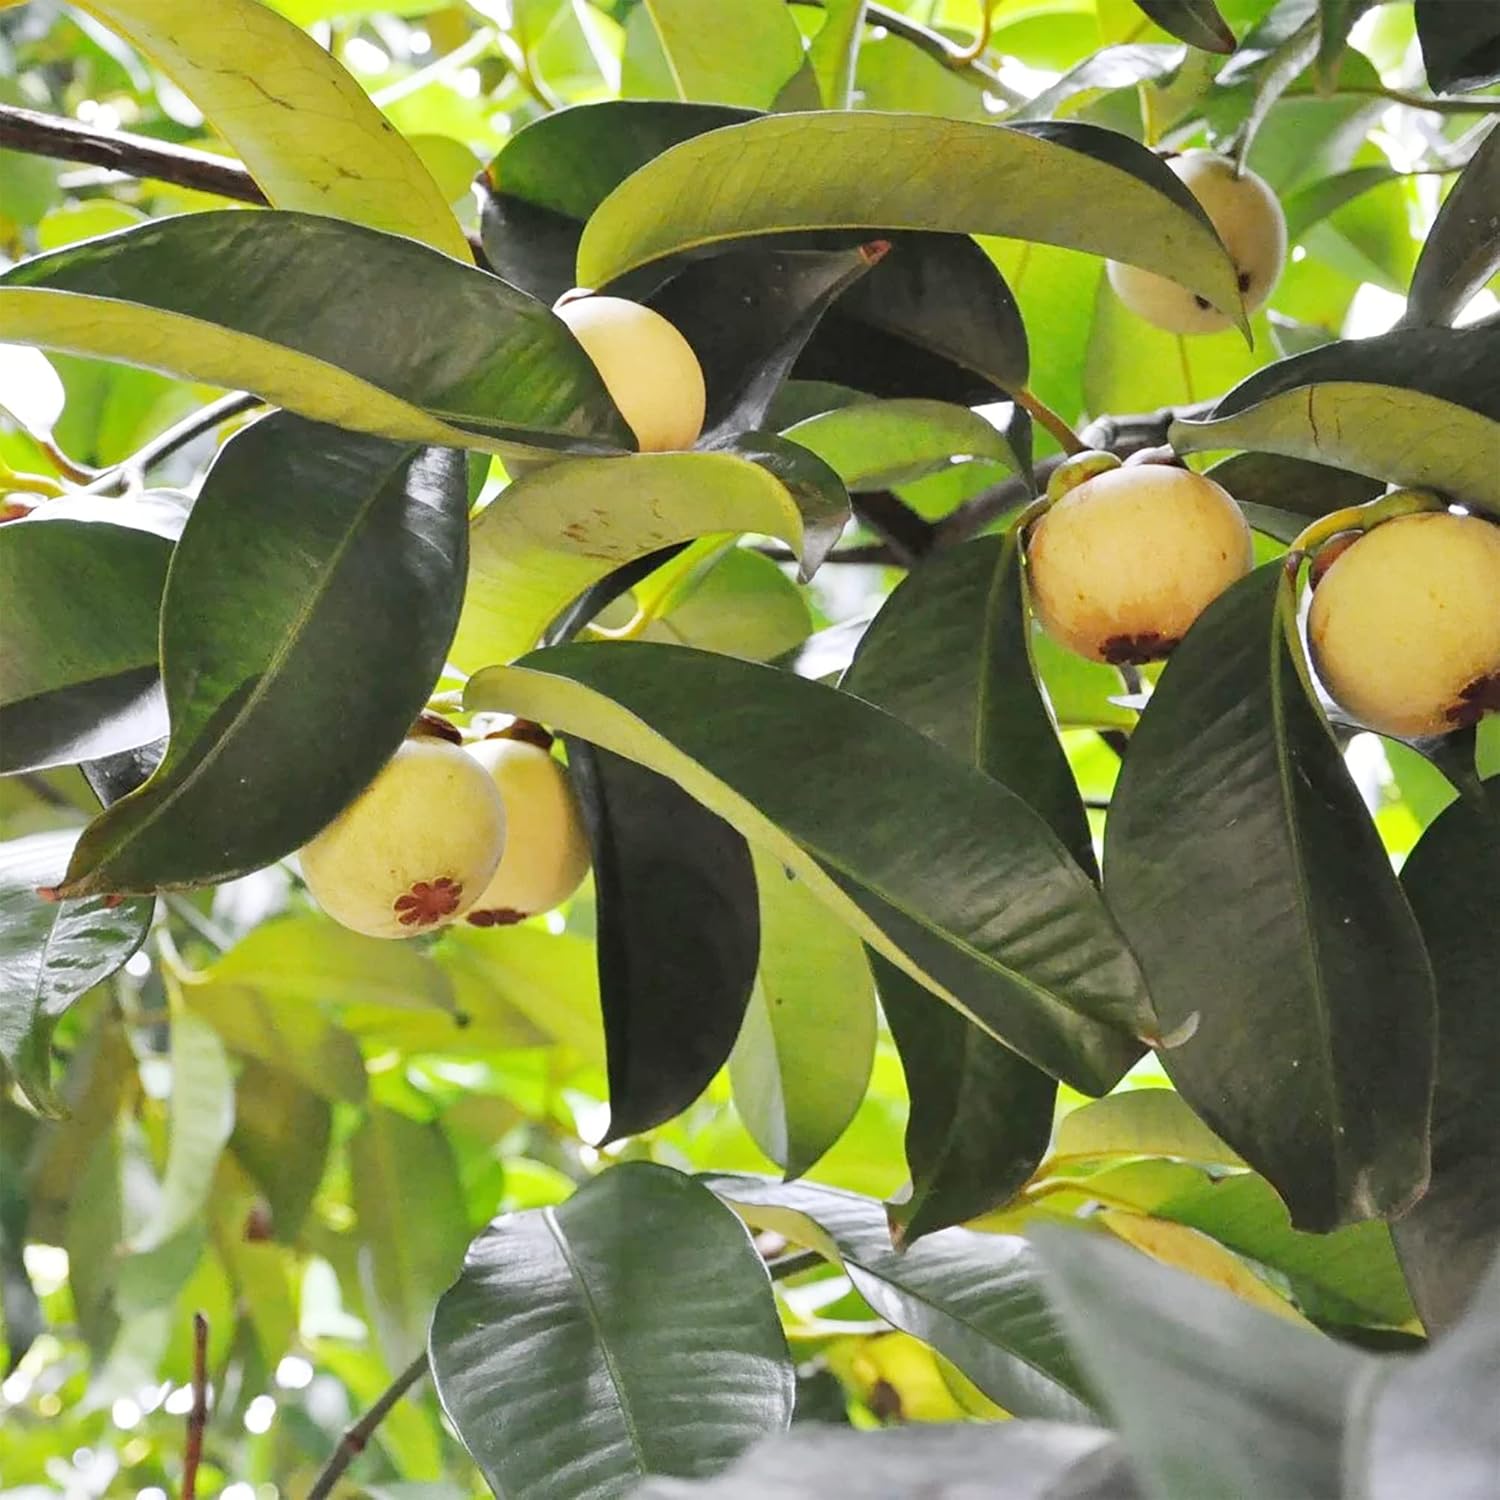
[1286,488,1448,561]
[1014,388,1087,455]
[947,0,997,65]
[0,459,65,498]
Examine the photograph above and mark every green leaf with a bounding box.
[72,0,467,258]
[127,1012,234,1252]
[1395,780,1500,1332]
[809,0,869,108]
[59,415,468,896]
[645,548,813,663]
[0,212,628,456]
[708,1174,1093,1422]
[576,115,1245,326]
[467,644,1147,1094]
[632,1423,1135,1499]
[1132,1,1237,53]
[1282,164,1400,242]
[1315,0,1371,83]
[0,831,151,1115]
[0,512,170,774]
[1171,326,1500,514]
[1050,1089,1245,1170]
[1403,122,1500,328]
[1012,44,1185,121]
[1205,451,1382,530]
[350,1107,469,1367]
[783,400,1023,491]
[1033,1224,1368,1497]
[567,742,759,1141]
[430,1163,793,1497]
[640,0,805,107]
[1103,564,1435,1230]
[1414,0,1500,93]
[729,846,877,1178]
[228,1060,330,1243]
[1225,12,1319,167]
[451,447,846,673]
[186,982,367,1103]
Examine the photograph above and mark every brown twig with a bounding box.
[305,1350,430,1500]
[182,1312,210,1500]
[0,103,265,205]
[851,489,937,565]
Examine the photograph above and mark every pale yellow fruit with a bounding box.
[1027,464,1253,663]
[464,738,592,924]
[1107,152,1287,334]
[1308,511,1500,739]
[300,739,506,939]
[554,293,706,452]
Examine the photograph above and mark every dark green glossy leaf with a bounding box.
[59,415,468,896]
[649,243,882,438]
[707,1174,1094,1422]
[430,1163,793,1497]
[0,513,170,774]
[1171,326,1500,514]
[452,444,846,673]
[467,644,1148,1093]
[1403,122,1500,327]
[1361,1246,1500,1497]
[1132,0,1236,52]
[480,100,752,299]
[840,533,1091,1237]
[1415,0,1500,93]
[797,232,1030,402]
[227,1060,331,1244]
[729,847,876,1178]
[1206,450,1383,533]
[632,1422,1138,1500]
[0,831,151,1116]
[566,742,759,1142]
[577,115,1244,325]
[1012,44,1184,121]
[1033,1224,1369,1497]
[1395,780,1500,1332]
[350,1107,469,1368]
[1103,564,1435,1230]
[0,211,628,455]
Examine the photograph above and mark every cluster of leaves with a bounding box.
[1,0,1499,1496]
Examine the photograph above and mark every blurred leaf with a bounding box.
[1403,122,1500,328]
[0,831,151,1115]
[430,1163,793,1496]
[640,0,804,107]
[809,0,867,108]
[1415,0,1500,93]
[453,446,845,672]
[784,400,1022,491]
[1361,1246,1500,1499]
[1282,164,1398,242]
[708,1174,1093,1422]
[567,742,759,1141]
[1034,1225,1368,1497]
[127,1012,234,1252]
[1205,450,1382,531]
[645,548,813,663]
[629,1422,1139,1499]
[59,415,467,896]
[0,1136,43,1374]
[577,116,1244,325]
[0,212,627,456]
[1012,44,1184,122]
[468,644,1147,1094]
[1226,12,1319,166]
[186,981,367,1103]
[1316,0,1372,82]
[1104,565,1435,1230]
[1395,779,1500,1332]
[351,1106,469,1367]
[72,0,467,257]
[228,1060,330,1242]
[0,513,169,774]
[1172,326,1500,514]
[729,846,876,1178]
